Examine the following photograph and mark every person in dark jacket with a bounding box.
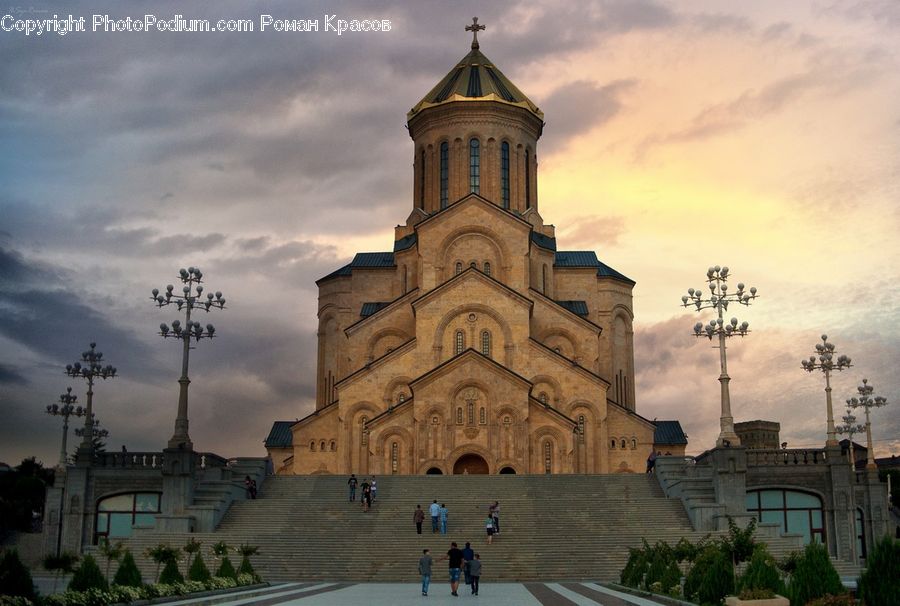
[468,553,482,596]
[461,542,474,584]
[414,504,425,534]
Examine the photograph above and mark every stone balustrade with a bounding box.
[746,447,829,466]
[95,451,229,469]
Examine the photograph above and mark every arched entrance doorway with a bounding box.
[499,466,516,474]
[426,467,443,475]
[453,454,489,475]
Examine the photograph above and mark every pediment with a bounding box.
[409,349,532,394]
[412,267,532,312]
[414,193,533,235]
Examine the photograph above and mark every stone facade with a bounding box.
[269,39,680,476]
[735,420,781,450]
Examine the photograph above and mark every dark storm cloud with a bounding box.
[0,363,28,386]
[540,80,637,154]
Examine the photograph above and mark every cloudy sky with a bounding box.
[1,0,898,466]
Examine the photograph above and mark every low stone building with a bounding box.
[735,420,781,450]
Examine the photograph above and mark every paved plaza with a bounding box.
[153,582,672,606]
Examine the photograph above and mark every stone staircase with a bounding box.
[103,473,809,583]
[187,458,268,532]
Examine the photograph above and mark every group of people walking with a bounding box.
[418,541,482,597]
[413,500,500,542]
[347,473,377,511]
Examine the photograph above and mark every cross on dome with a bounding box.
[465,17,485,49]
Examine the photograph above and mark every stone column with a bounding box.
[158,447,195,533]
[709,446,754,531]
[826,443,854,561]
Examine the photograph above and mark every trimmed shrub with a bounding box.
[857,535,900,606]
[188,552,211,583]
[685,545,733,606]
[112,550,142,587]
[206,576,237,590]
[216,556,237,580]
[787,542,842,606]
[0,549,36,600]
[68,554,108,593]
[739,544,784,595]
[108,585,141,603]
[644,542,680,593]
[238,555,255,577]
[159,558,184,585]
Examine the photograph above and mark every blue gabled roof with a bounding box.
[351,252,395,268]
[557,300,589,317]
[394,233,417,252]
[531,231,557,251]
[265,421,294,448]
[653,420,688,445]
[554,250,635,285]
[360,302,390,317]
[317,252,396,283]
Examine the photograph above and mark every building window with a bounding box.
[320,440,326,451]
[746,489,825,545]
[578,415,585,442]
[631,438,637,450]
[481,331,491,357]
[391,442,399,474]
[440,141,449,209]
[455,330,465,355]
[361,416,368,446]
[455,261,463,275]
[543,441,552,473]
[470,261,477,269]
[309,440,315,451]
[419,149,426,209]
[467,402,475,425]
[479,407,486,425]
[542,264,548,294]
[95,493,160,543]
[610,439,616,449]
[620,439,626,449]
[330,440,336,451]
[503,416,511,426]
[856,508,866,559]
[500,142,510,209]
[483,261,491,276]
[469,138,480,194]
[456,407,463,425]
[432,416,439,425]
[539,392,548,405]
[525,149,531,209]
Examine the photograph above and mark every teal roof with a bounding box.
[557,300,589,317]
[360,302,390,317]
[531,232,557,251]
[317,252,396,284]
[554,251,635,285]
[394,233,417,252]
[653,421,688,445]
[265,421,293,448]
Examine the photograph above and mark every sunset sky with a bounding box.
[1,0,897,465]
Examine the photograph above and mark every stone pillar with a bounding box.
[157,447,195,533]
[709,446,754,530]
[42,475,66,557]
[825,444,854,561]
[60,465,90,554]
[863,467,890,550]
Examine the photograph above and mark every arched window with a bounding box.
[481,330,491,357]
[746,489,825,545]
[456,407,463,425]
[856,508,866,558]
[470,260,477,269]
[469,138,480,194]
[631,438,637,450]
[440,141,449,209]
[467,401,474,425]
[620,439,626,450]
[320,440,326,451]
[525,149,531,209]
[455,330,465,355]
[542,264,548,294]
[419,149,426,209]
[432,416,439,425]
[543,441,552,474]
[610,439,616,449]
[503,416,511,426]
[539,392,548,405]
[310,440,316,451]
[401,265,407,294]
[330,440,336,451]
[455,261,463,275]
[360,416,368,446]
[391,442,399,473]
[578,415,585,442]
[95,492,160,542]
[483,261,491,276]
[500,142,510,209]
[479,407,486,425]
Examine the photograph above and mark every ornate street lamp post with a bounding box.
[151,267,225,450]
[682,265,758,447]
[45,387,85,468]
[801,335,851,447]
[836,407,866,473]
[74,419,109,441]
[847,378,888,471]
[65,343,117,460]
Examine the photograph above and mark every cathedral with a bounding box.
[265,22,687,475]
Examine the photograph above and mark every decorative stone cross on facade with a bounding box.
[466,17,485,49]
[463,388,479,405]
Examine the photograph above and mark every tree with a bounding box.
[857,535,900,606]
[188,552,211,583]
[0,549,37,600]
[159,558,184,585]
[787,543,842,606]
[99,538,124,579]
[69,553,108,592]
[238,545,259,577]
[113,550,143,588]
[738,544,784,595]
[183,538,202,570]
[146,544,180,583]
[42,552,79,594]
